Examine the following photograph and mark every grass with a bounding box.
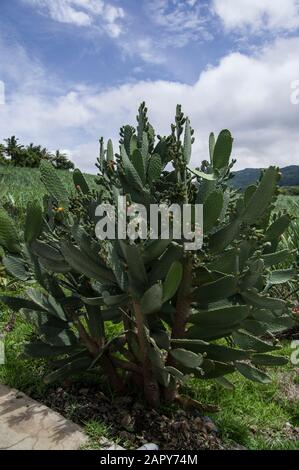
[0,285,50,397]
[1,165,298,214]
[0,166,298,450]
[83,421,127,450]
[276,196,299,255]
[0,165,97,200]
[83,421,113,450]
[0,165,97,224]
[184,343,299,450]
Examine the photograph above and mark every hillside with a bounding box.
[231,165,299,189]
[1,165,298,212]
[0,166,97,219]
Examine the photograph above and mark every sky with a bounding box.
[0,0,299,172]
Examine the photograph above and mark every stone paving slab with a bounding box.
[0,384,123,450]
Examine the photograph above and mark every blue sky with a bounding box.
[1,0,299,171]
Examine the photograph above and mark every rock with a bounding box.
[232,443,248,450]
[202,416,220,435]
[137,443,159,450]
[99,438,124,450]
[193,417,204,430]
[120,414,135,432]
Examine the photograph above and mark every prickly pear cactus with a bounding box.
[0,103,297,408]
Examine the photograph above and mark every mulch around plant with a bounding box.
[31,383,227,450]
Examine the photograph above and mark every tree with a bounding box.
[51,150,74,170]
[0,144,6,165]
[1,137,74,169]
[24,143,52,168]
[4,136,24,166]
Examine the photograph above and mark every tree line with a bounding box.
[0,136,74,170]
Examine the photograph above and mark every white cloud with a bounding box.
[213,0,299,33]
[1,37,299,172]
[121,37,165,65]
[103,3,124,23]
[21,0,125,36]
[146,0,211,48]
[119,0,212,66]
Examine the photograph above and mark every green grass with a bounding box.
[184,343,299,449]
[277,194,299,212]
[276,196,299,255]
[0,165,97,223]
[83,420,127,450]
[83,421,112,449]
[0,285,50,397]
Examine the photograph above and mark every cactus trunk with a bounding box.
[133,299,161,408]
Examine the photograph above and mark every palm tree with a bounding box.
[4,136,24,166]
[0,144,6,165]
[51,150,74,170]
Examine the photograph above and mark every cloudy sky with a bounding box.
[0,0,299,172]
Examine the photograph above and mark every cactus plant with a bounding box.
[0,102,297,409]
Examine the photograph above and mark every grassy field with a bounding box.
[1,164,299,216]
[0,165,298,450]
[0,165,97,223]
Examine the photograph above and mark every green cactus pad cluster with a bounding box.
[0,103,297,408]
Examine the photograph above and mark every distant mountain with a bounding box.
[231,165,299,189]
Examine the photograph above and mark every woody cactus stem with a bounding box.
[75,318,124,392]
[165,154,193,400]
[74,318,99,358]
[100,356,125,393]
[133,299,160,408]
[164,256,193,403]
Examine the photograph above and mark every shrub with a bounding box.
[0,103,298,408]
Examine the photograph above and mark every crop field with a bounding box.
[1,165,299,208]
[0,166,97,217]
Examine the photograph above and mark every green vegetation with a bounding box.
[0,285,297,450]
[0,166,96,225]
[187,342,298,450]
[0,103,297,409]
[231,165,299,190]
[0,136,74,169]
[0,103,298,449]
[0,165,297,226]
[280,186,299,196]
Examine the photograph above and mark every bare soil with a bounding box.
[31,383,227,450]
